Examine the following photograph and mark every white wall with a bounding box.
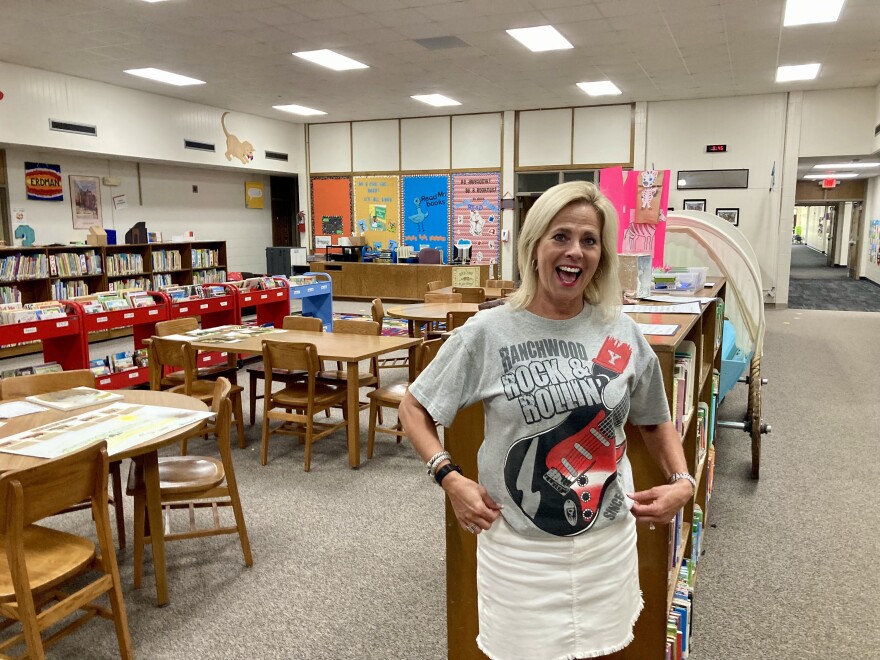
[6,149,272,274]
[799,88,876,157]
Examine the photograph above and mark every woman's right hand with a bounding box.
[442,472,502,534]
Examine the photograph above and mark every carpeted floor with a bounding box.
[787,244,880,311]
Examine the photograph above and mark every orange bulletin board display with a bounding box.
[311,177,352,245]
[353,176,400,250]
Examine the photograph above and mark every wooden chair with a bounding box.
[424,292,462,303]
[367,339,444,458]
[426,280,445,292]
[0,369,127,551]
[246,315,323,424]
[148,336,246,449]
[260,341,349,471]
[316,319,381,416]
[501,287,515,297]
[154,317,240,386]
[446,309,478,331]
[0,442,133,659]
[452,286,486,303]
[371,298,408,371]
[127,378,252,588]
[485,279,514,289]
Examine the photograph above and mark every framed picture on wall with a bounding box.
[716,208,739,226]
[683,199,706,212]
[69,175,102,229]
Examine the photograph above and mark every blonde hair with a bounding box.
[508,181,620,322]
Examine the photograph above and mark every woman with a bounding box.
[399,181,694,660]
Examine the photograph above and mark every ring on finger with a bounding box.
[466,523,479,534]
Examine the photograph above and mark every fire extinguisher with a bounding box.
[296,211,306,233]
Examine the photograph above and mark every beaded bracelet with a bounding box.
[426,450,452,476]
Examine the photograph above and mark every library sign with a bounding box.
[25,162,63,201]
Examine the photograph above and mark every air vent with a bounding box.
[414,36,469,50]
[184,139,215,152]
[265,150,288,162]
[49,119,97,136]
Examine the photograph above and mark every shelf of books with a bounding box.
[288,273,334,331]
[621,279,726,660]
[162,282,239,369]
[228,276,290,327]
[0,301,88,371]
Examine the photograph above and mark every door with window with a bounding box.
[847,201,863,279]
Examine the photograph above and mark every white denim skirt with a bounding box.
[475,515,642,660]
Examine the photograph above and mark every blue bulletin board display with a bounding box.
[401,175,451,262]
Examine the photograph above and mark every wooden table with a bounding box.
[386,302,481,337]
[0,390,208,607]
[189,329,422,468]
[433,286,508,300]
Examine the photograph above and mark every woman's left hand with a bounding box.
[627,480,693,524]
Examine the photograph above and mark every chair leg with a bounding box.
[110,462,126,550]
[132,491,146,590]
[261,409,270,466]
[224,472,254,567]
[106,558,135,659]
[367,400,379,459]
[232,390,245,448]
[249,371,259,425]
[304,415,313,472]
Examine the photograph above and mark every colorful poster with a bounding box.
[353,176,400,250]
[869,219,880,266]
[451,172,500,266]
[600,167,668,268]
[25,162,63,201]
[310,177,352,245]
[401,175,450,262]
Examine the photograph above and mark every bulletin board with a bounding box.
[353,175,400,250]
[451,172,501,266]
[311,177,352,245]
[401,174,450,262]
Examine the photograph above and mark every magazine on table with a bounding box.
[25,387,124,411]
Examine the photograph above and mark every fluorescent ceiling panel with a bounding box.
[804,173,858,179]
[783,0,845,26]
[813,162,878,169]
[273,104,327,116]
[411,94,461,107]
[293,49,368,71]
[124,68,204,86]
[577,81,622,96]
[776,63,820,82]
[506,25,572,52]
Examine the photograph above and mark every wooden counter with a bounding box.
[308,262,491,302]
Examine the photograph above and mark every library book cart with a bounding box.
[442,281,727,660]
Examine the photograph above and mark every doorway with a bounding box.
[270,176,299,247]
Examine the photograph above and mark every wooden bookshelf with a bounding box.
[442,279,727,660]
[0,241,226,359]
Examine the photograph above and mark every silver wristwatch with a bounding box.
[668,472,696,495]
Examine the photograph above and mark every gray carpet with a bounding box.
[2,301,879,658]
[788,244,880,312]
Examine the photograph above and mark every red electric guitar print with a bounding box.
[504,337,633,536]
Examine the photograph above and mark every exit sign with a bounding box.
[706,144,727,153]
[821,178,838,189]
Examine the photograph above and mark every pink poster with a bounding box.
[451,173,501,266]
[600,167,668,268]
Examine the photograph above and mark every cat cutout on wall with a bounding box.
[221,112,254,165]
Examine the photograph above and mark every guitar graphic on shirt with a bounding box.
[504,335,634,536]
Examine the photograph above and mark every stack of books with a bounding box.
[0,361,64,378]
[0,301,69,324]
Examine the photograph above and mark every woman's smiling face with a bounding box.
[527,201,603,319]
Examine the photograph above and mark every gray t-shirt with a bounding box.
[409,303,670,539]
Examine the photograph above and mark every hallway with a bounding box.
[787,244,880,311]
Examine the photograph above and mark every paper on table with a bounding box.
[645,295,717,304]
[624,302,702,314]
[638,323,680,336]
[0,400,49,419]
[0,402,214,459]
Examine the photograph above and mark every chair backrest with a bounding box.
[0,369,96,400]
[262,341,320,388]
[452,286,486,303]
[0,441,108,531]
[155,317,198,336]
[485,279,514,289]
[446,310,478,331]
[332,319,381,336]
[282,315,324,332]
[415,339,444,377]
[426,280,444,292]
[424,292,462,303]
[418,247,443,264]
[501,287,515,297]
[148,336,198,392]
[370,298,385,330]
[211,376,233,414]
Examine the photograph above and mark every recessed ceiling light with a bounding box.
[506,25,572,52]
[783,0,845,26]
[776,63,820,82]
[124,68,205,86]
[804,173,859,179]
[577,81,622,97]
[273,104,327,116]
[140,1,171,3]
[411,94,461,107]
[293,49,368,71]
[813,162,879,169]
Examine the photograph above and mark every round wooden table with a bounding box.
[386,302,480,337]
[0,389,208,607]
